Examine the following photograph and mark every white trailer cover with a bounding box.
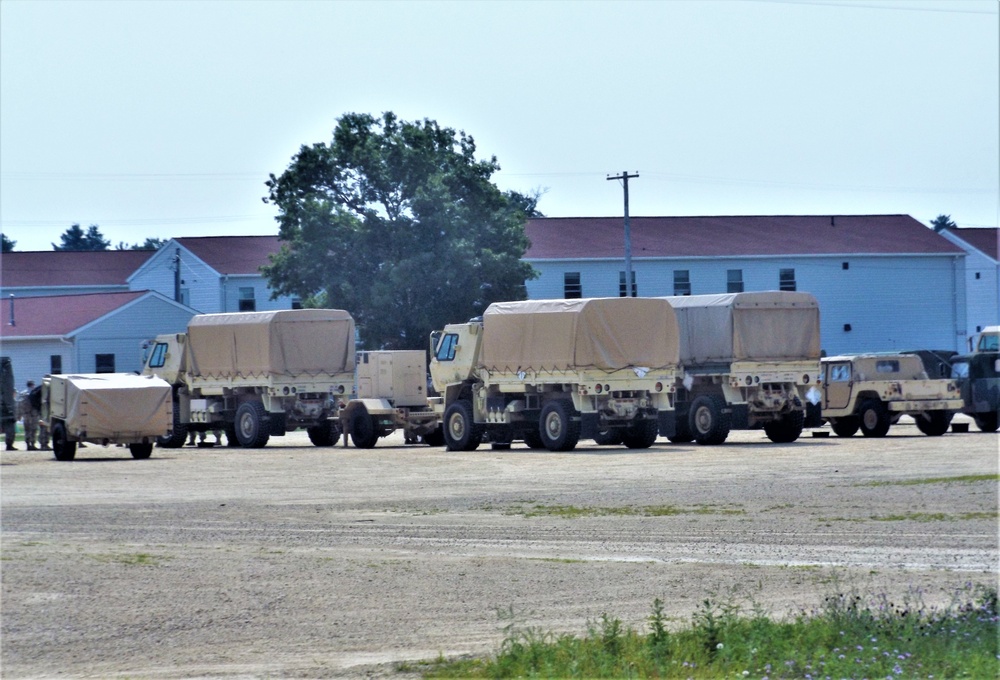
[662,292,820,364]
[54,373,172,439]
[187,309,356,380]
[480,298,680,373]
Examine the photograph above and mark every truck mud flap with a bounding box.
[268,412,287,436]
[729,404,749,430]
[657,410,676,438]
[804,402,823,428]
[580,413,600,439]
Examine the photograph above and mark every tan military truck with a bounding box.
[143,309,355,448]
[430,297,680,452]
[660,292,823,445]
[820,353,963,437]
[339,350,444,448]
[41,373,173,461]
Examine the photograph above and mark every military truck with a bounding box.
[661,292,823,445]
[339,350,444,448]
[430,297,680,452]
[143,309,356,448]
[1,357,16,449]
[41,373,173,460]
[949,326,1000,432]
[820,353,963,437]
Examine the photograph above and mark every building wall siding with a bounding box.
[525,254,964,355]
[219,275,296,313]
[1,339,73,387]
[940,231,999,342]
[3,285,129,298]
[129,247,222,313]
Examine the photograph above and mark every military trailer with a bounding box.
[143,309,355,448]
[949,326,1000,432]
[661,292,822,445]
[339,350,444,448]
[820,353,963,437]
[41,373,173,461]
[430,297,680,452]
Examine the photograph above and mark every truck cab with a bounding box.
[950,326,1000,432]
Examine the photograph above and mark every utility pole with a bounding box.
[173,248,182,303]
[607,171,639,296]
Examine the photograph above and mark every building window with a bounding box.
[673,270,691,296]
[239,287,256,312]
[975,272,981,280]
[727,269,744,293]
[179,288,191,307]
[291,298,303,310]
[618,271,637,297]
[779,268,796,291]
[95,354,115,373]
[564,272,582,299]
[50,355,62,375]
[842,262,849,270]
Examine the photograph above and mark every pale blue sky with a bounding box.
[1,0,997,252]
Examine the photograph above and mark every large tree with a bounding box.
[263,112,538,350]
[53,223,110,251]
[1,233,14,252]
[930,214,958,232]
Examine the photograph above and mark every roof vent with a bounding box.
[7,294,13,327]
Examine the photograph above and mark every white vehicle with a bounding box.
[430,297,680,452]
[143,309,355,448]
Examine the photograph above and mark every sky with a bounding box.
[1,0,997,253]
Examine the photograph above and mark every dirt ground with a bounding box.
[1,418,997,679]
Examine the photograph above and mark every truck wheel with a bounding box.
[764,410,805,444]
[859,399,891,438]
[421,426,445,447]
[307,422,340,447]
[351,409,379,449]
[51,421,77,461]
[235,401,271,448]
[621,419,658,449]
[689,395,731,445]
[667,413,694,443]
[830,417,860,437]
[156,398,187,448]
[914,410,952,437]
[129,442,154,459]
[973,412,999,432]
[539,400,580,452]
[593,428,624,446]
[523,429,545,449]
[444,400,481,451]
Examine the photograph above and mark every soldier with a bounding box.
[1,358,15,451]
[18,381,39,450]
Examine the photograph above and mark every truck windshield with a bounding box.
[147,343,169,369]
[950,362,969,379]
[435,334,459,362]
[978,334,999,352]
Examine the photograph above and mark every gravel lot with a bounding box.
[2,419,997,678]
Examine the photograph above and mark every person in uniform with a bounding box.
[18,381,39,450]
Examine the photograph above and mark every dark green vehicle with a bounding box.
[950,326,1000,433]
[1,357,15,449]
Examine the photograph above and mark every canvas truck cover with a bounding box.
[480,298,680,373]
[187,309,356,380]
[662,292,820,364]
[55,373,172,439]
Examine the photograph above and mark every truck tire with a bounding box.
[593,428,624,446]
[307,421,340,447]
[764,410,805,444]
[51,421,76,461]
[830,417,860,437]
[443,400,481,451]
[667,413,694,443]
[914,410,952,437]
[351,408,379,449]
[973,412,999,432]
[539,400,580,452]
[129,442,154,459]
[523,429,545,449]
[621,419,658,449]
[157,398,187,448]
[859,399,891,438]
[235,401,270,448]
[689,395,731,445]
[421,426,445,447]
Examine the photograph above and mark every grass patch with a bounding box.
[872,511,999,522]
[90,552,164,566]
[496,503,744,518]
[423,584,999,679]
[858,474,999,487]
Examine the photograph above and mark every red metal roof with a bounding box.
[524,215,966,259]
[174,235,281,275]
[0,291,147,337]
[0,250,152,288]
[944,228,1000,261]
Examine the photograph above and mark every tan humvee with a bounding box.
[820,353,963,437]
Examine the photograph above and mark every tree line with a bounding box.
[1,225,164,253]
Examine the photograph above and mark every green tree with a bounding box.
[263,112,539,349]
[52,223,110,251]
[930,214,958,232]
[1,233,15,252]
[115,237,166,251]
